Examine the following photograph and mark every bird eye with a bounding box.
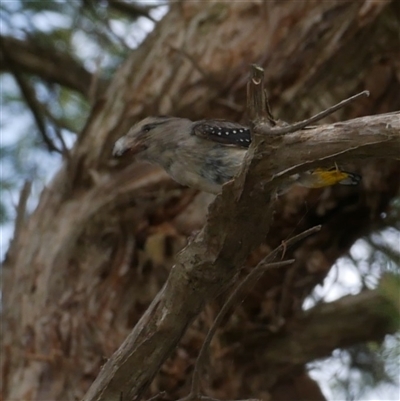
[142,124,153,133]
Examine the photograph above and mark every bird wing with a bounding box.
[191,120,251,148]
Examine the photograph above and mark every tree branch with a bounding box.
[253,111,400,185]
[189,258,296,398]
[82,65,399,400]
[107,0,158,23]
[0,35,107,98]
[4,2,399,400]
[188,226,320,398]
[4,54,62,153]
[240,288,399,373]
[257,90,370,136]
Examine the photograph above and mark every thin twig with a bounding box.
[190,262,294,397]
[269,225,322,260]
[54,126,71,160]
[189,225,321,397]
[257,90,370,135]
[5,65,62,152]
[42,107,78,135]
[1,38,63,153]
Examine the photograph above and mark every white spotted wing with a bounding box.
[191,120,251,148]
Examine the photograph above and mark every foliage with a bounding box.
[0,0,164,223]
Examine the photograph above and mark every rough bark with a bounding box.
[81,110,400,401]
[2,1,400,401]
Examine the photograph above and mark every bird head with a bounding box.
[113,116,171,159]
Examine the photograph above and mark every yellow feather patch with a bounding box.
[309,168,354,188]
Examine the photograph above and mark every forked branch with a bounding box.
[186,226,320,400]
[257,90,370,135]
[82,65,399,401]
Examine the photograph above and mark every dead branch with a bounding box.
[246,64,273,125]
[82,61,399,400]
[188,226,321,398]
[256,90,370,136]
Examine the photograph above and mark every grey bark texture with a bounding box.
[2,1,399,400]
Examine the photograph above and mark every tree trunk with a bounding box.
[2,1,399,400]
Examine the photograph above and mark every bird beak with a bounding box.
[113,137,146,158]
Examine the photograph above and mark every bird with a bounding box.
[113,116,361,194]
